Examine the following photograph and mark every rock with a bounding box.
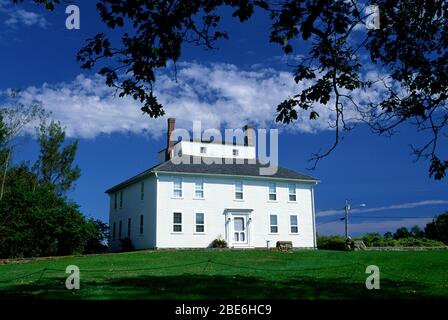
[354,240,367,251]
[276,241,293,252]
[345,238,354,250]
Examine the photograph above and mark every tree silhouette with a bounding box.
[13,0,448,179]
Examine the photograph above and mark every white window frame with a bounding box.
[172,211,182,233]
[194,212,205,233]
[172,177,183,198]
[288,183,297,202]
[290,215,299,234]
[234,181,244,200]
[268,182,277,201]
[194,179,204,199]
[140,181,145,201]
[269,214,279,234]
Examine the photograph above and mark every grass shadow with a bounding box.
[0,272,434,299]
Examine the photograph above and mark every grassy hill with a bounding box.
[0,249,447,299]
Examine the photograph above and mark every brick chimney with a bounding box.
[166,118,176,160]
[243,124,254,146]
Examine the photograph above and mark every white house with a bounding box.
[106,118,319,250]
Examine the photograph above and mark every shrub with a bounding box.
[211,238,227,248]
[393,227,411,239]
[361,233,383,247]
[359,236,445,247]
[395,237,445,247]
[120,237,134,252]
[425,213,448,245]
[317,234,446,250]
[316,235,347,251]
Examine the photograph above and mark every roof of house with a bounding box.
[105,156,319,193]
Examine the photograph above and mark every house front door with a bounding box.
[230,215,249,247]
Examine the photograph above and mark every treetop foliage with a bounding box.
[34,120,81,196]
[15,0,448,180]
[0,100,106,259]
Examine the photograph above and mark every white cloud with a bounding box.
[5,9,49,28]
[3,61,385,139]
[317,200,448,217]
[0,2,49,29]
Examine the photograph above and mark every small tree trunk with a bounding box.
[0,148,11,201]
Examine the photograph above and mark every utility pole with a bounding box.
[344,199,350,239]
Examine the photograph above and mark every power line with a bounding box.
[316,218,343,225]
[317,215,434,223]
[348,215,434,219]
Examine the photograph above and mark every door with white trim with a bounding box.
[232,215,248,246]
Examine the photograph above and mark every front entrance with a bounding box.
[225,211,252,248]
[232,216,248,245]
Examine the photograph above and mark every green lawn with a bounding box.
[0,249,447,299]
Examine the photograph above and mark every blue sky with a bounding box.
[0,0,447,236]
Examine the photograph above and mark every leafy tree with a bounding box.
[393,227,411,240]
[12,0,448,179]
[361,232,382,246]
[0,115,106,258]
[383,231,393,239]
[84,219,109,254]
[425,212,448,245]
[410,225,424,238]
[0,94,45,200]
[12,0,60,10]
[72,0,447,179]
[0,164,107,258]
[34,121,81,196]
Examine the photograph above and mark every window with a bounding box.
[270,214,278,233]
[195,180,204,198]
[173,212,182,232]
[127,218,131,237]
[118,220,122,239]
[268,183,277,201]
[235,181,243,199]
[173,177,182,198]
[114,193,117,209]
[233,149,239,156]
[140,181,145,200]
[290,215,298,233]
[288,184,296,202]
[200,146,207,154]
[119,190,123,208]
[112,222,116,240]
[195,213,205,233]
[140,215,144,235]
